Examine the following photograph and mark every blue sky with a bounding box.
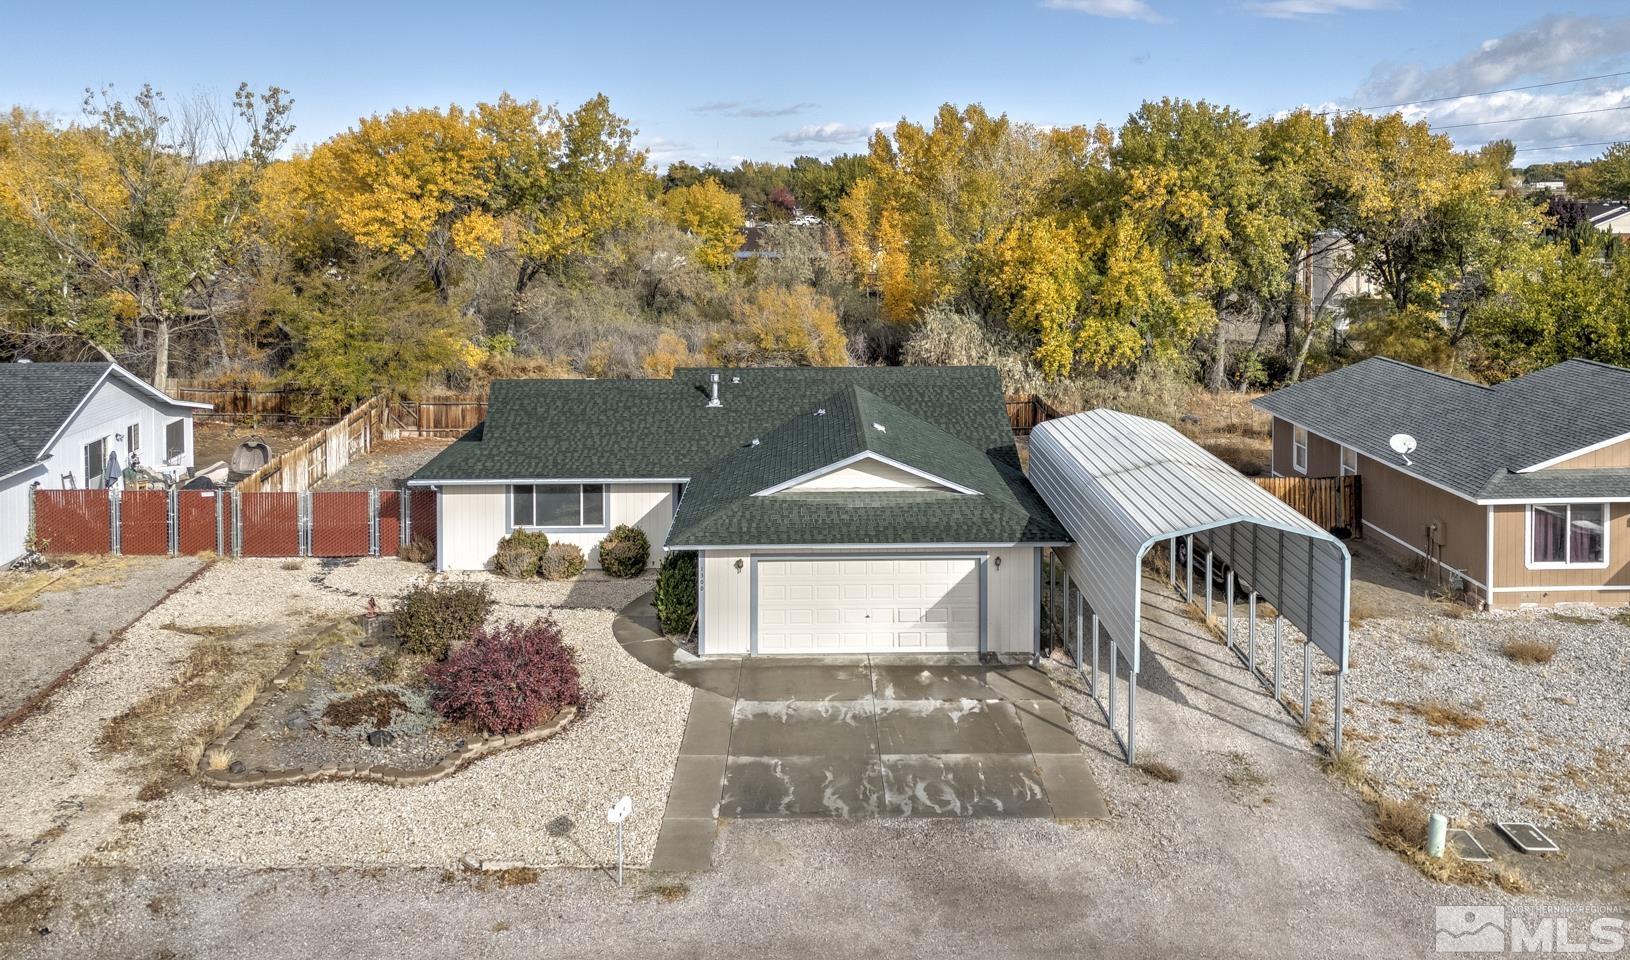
[3,1,1629,167]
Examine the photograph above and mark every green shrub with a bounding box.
[394,582,493,660]
[493,530,550,579]
[538,543,586,580]
[598,524,650,578]
[655,551,698,635]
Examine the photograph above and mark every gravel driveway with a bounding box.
[0,559,689,876]
[0,555,204,719]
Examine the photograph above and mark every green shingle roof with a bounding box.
[411,367,1067,547]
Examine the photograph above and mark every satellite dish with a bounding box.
[1389,433,1417,465]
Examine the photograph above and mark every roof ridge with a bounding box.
[1365,356,1493,391]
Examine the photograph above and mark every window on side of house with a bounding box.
[127,422,141,459]
[1529,503,1607,567]
[511,484,608,529]
[1340,446,1358,477]
[84,437,107,488]
[1292,426,1308,474]
[165,419,185,461]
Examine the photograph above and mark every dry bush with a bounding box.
[1372,795,1429,850]
[1136,760,1183,783]
[1201,437,1271,476]
[1419,624,1463,654]
[398,536,435,565]
[1320,747,1369,789]
[1500,638,1558,665]
[1391,699,1486,733]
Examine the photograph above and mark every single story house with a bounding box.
[409,367,1069,656]
[1254,357,1630,609]
[0,361,211,564]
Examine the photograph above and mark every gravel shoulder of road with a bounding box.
[0,559,689,874]
[0,555,205,719]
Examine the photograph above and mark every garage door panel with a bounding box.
[757,556,981,654]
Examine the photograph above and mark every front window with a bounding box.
[1530,503,1607,567]
[127,422,141,458]
[85,437,107,488]
[1292,426,1308,474]
[1340,446,1358,477]
[165,419,185,461]
[512,484,606,528]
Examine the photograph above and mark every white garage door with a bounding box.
[755,556,982,654]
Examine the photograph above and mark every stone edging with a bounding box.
[197,643,577,789]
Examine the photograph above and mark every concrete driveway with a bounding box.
[614,597,1107,870]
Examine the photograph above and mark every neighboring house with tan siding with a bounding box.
[409,367,1068,656]
[1255,357,1630,609]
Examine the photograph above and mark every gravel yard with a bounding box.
[313,437,452,491]
[1217,575,1630,828]
[0,555,204,719]
[0,558,688,875]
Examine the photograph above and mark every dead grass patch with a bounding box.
[1547,612,1596,626]
[118,809,147,825]
[1221,751,1267,789]
[646,881,690,902]
[1501,638,1558,665]
[1135,760,1183,783]
[0,555,140,613]
[1419,624,1463,654]
[0,883,58,941]
[1388,699,1487,734]
[323,688,406,729]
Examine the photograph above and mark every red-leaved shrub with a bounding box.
[423,618,584,735]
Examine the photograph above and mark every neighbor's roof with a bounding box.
[0,361,209,480]
[1253,357,1630,501]
[666,384,1066,546]
[412,366,1066,547]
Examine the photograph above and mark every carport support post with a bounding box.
[1334,671,1345,754]
[1090,613,1100,698]
[1074,591,1083,671]
[1185,535,1194,603]
[1168,537,1176,588]
[1224,571,1235,650]
[1247,592,1258,673]
[1107,644,1117,742]
[1204,551,1214,621]
[1127,666,1138,765]
[1302,641,1312,725]
[1273,618,1283,704]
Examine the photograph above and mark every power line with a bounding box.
[1431,103,1630,131]
[1509,139,1625,155]
[1324,69,1630,115]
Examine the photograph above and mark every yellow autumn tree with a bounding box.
[308,104,505,300]
[708,286,849,367]
[661,177,743,270]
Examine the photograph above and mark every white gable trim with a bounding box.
[39,364,211,458]
[751,451,980,497]
[1515,430,1630,473]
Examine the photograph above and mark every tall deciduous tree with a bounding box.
[660,177,743,270]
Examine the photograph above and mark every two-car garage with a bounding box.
[754,556,983,654]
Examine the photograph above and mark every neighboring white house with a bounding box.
[409,367,1069,657]
[0,361,212,564]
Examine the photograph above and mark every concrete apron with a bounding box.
[613,593,1109,873]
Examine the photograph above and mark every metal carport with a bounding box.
[1028,409,1351,764]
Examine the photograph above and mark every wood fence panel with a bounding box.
[1252,475,1360,534]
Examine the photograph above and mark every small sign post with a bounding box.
[607,795,632,887]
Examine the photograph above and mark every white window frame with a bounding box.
[510,483,610,531]
[1339,446,1358,477]
[1525,502,1609,570]
[85,437,108,488]
[127,422,141,459]
[165,419,185,462]
[1292,426,1308,475]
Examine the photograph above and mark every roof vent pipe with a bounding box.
[706,372,722,408]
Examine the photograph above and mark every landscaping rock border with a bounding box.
[197,641,578,789]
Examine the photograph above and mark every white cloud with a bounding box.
[1245,0,1391,19]
[1354,15,1630,107]
[772,121,885,145]
[1040,0,1166,24]
[692,100,818,119]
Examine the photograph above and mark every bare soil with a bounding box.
[191,421,316,476]
[312,438,452,491]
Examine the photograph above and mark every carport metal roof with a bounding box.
[1028,409,1351,761]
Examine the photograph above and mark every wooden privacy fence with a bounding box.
[390,396,487,437]
[1252,475,1361,535]
[30,488,437,560]
[235,396,388,494]
[170,383,337,423]
[1007,394,1065,436]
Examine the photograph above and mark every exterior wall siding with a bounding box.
[435,482,676,572]
[1355,453,1489,599]
[1537,436,1630,470]
[46,377,195,489]
[0,465,48,565]
[697,545,1037,657]
[1270,416,1340,476]
[1490,502,1630,608]
[783,458,941,492]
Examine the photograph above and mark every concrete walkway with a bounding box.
[612,593,1107,872]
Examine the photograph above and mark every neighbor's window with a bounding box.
[1340,446,1358,477]
[512,484,606,528]
[84,437,107,488]
[1530,503,1606,567]
[1292,426,1308,474]
[127,422,141,457]
[165,419,185,461]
